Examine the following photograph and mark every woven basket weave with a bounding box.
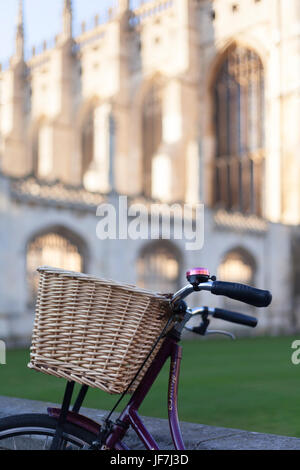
[28,267,173,394]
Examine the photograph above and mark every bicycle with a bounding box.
[0,267,272,450]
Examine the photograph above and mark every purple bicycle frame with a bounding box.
[48,335,185,450]
[106,335,184,450]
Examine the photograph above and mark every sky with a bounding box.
[0,0,142,65]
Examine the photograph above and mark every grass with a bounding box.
[1,335,300,437]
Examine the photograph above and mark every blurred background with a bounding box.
[0,0,300,437]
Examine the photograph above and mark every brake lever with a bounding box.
[205,330,236,340]
[185,325,236,340]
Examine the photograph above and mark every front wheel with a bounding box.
[0,414,98,450]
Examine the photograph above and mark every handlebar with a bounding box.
[170,269,272,332]
[186,306,257,328]
[211,281,272,308]
[171,280,272,309]
[212,307,257,327]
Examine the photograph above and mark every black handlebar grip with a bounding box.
[211,281,272,308]
[213,308,258,328]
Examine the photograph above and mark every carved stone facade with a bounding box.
[0,0,299,344]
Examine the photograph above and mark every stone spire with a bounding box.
[62,0,72,40]
[15,0,24,60]
[117,0,130,14]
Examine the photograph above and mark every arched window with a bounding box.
[218,248,256,285]
[82,105,115,192]
[81,109,94,180]
[142,83,163,198]
[213,45,264,215]
[32,122,53,179]
[26,229,84,305]
[137,241,180,293]
[108,113,116,189]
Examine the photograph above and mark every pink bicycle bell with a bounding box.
[186,267,210,288]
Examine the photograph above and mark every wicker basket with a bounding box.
[28,267,173,394]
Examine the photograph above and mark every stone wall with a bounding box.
[0,396,300,450]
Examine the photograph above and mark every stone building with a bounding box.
[0,0,299,344]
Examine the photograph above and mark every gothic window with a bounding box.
[32,122,53,179]
[137,241,180,293]
[81,109,94,180]
[218,248,255,285]
[108,114,116,189]
[82,106,115,192]
[142,83,163,198]
[213,45,264,216]
[27,229,84,305]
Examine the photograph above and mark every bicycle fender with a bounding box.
[47,407,100,436]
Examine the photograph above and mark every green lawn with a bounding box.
[1,335,300,437]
